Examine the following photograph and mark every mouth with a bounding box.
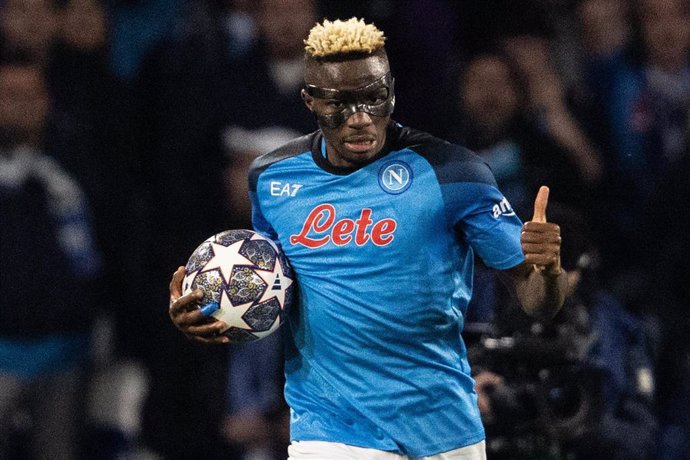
[343,137,377,153]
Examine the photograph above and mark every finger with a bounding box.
[521,242,561,254]
[522,221,560,234]
[521,232,562,244]
[188,334,230,345]
[523,253,559,267]
[169,266,186,299]
[186,321,227,337]
[172,308,207,327]
[170,290,203,315]
[531,186,550,223]
[169,290,203,316]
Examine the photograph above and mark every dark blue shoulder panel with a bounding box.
[396,127,496,187]
[392,126,524,269]
[248,132,316,192]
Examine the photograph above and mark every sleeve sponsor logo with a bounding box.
[492,197,516,218]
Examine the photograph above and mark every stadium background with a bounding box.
[0,0,688,459]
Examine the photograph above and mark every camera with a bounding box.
[467,314,604,458]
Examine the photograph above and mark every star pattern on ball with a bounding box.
[184,230,293,344]
[182,272,194,294]
[260,310,283,336]
[201,240,254,284]
[255,255,293,308]
[216,289,254,332]
[254,310,283,338]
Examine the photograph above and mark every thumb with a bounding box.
[532,186,550,223]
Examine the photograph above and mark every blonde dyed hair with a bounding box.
[304,17,386,59]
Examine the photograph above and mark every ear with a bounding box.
[301,88,314,112]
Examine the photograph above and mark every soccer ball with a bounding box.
[182,229,294,343]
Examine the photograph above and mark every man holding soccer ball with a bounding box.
[170,18,567,460]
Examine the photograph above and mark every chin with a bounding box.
[345,151,378,165]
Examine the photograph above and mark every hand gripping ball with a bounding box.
[182,229,294,343]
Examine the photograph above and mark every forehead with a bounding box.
[2,0,53,13]
[306,55,390,90]
[0,66,43,90]
[466,56,510,79]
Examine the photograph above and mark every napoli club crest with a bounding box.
[378,161,412,194]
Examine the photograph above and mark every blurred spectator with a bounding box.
[573,0,634,154]
[222,125,303,229]
[218,126,297,459]
[223,333,289,460]
[225,0,319,134]
[437,1,606,213]
[46,0,140,326]
[1,2,153,458]
[18,3,155,456]
[0,57,101,460]
[124,1,264,457]
[500,34,605,189]
[577,0,690,303]
[468,204,659,460]
[131,2,319,457]
[219,0,320,230]
[656,325,690,460]
[577,0,631,59]
[372,0,460,134]
[0,0,59,65]
[0,0,686,457]
[60,0,107,51]
[221,0,260,61]
[105,0,186,82]
[645,148,690,459]
[443,50,595,218]
[635,0,690,165]
[452,0,609,179]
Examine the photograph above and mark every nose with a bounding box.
[347,109,373,128]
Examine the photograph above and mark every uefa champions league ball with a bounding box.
[182,229,294,343]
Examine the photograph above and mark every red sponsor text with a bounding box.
[289,204,397,248]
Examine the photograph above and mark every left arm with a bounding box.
[498,186,568,319]
[500,261,567,320]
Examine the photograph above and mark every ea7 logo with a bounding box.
[492,197,516,218]
[270,181,302,197]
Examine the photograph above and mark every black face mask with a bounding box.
[304,72,395,129]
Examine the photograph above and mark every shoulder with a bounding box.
[248,131,317,191]
[390,124,497,187]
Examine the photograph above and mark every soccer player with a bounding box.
[169,18,567,460]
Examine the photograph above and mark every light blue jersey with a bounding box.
[248,122,525,457]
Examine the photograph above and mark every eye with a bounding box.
[326,99,344,108]
[364,90,388,105]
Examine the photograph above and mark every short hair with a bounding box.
[304,17,386,61]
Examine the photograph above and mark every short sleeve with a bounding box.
[438,159,524,270]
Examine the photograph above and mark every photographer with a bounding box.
[468,203,658,460]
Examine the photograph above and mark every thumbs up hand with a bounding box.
[521,186,563,276]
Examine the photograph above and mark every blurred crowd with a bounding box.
[0,0,688,459]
